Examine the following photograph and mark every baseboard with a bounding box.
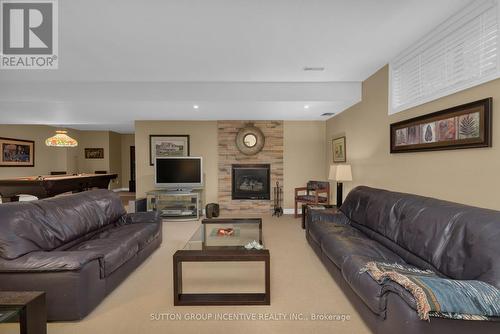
[113,188,130,192]
[283,208,301,215]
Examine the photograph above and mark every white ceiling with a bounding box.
[0,0,472,133]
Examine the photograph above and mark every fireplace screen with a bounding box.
[232,164,271,200]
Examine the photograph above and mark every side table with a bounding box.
[302,204,338,229]
[0,291,46,334]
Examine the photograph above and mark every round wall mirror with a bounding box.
[235,125,265,155]
[243,134,257,147]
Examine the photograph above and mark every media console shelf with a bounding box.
[146,190,201,221]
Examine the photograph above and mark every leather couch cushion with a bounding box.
[0,190,126,260]
[70,223,160,277]
[341,255,415,317]
[341,255,388,316]
[320,226,403,268]
[308,218,352,245]
[0,250,103,272]
[341,186,500,289]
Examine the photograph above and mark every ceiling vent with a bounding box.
[303,66,325,71]
[321,112,335,117]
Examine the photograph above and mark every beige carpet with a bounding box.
[0,215,371,334]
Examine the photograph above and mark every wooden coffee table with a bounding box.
[173,218,270,306]
[0,291,46,334]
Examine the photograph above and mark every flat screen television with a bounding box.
[155,157,203,189]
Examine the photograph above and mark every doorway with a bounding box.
[129,146,136,192]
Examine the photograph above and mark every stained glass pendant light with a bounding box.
[45,130,78,147]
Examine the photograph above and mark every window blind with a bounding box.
[389,0,500,115]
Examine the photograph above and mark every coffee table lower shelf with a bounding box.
[176,293,268,306]
[173,249,270,306]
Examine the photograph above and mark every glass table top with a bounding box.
[182,218,264,251]
[0,307,21,323]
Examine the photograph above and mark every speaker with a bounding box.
[205,203,220,219]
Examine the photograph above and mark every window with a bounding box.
[389,0,500,115]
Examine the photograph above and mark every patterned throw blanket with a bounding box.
[361,262,500,321]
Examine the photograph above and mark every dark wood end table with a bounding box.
[302,204,339,229]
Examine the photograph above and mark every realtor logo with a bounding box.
[0,0,58,69]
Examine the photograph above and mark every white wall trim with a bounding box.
[112,188,130,192]
[283,208,302,215]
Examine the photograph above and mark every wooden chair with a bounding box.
[294,181,330,218]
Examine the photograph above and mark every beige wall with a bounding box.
[135,121,219,204]
[108,132,122,189]
[77,131,110,174]
[135,120,327,210]
[283,121,327,208]
[65,132,80,175]
[0,125,78,178]
[326,65,500,210]
[76,131,127,189]
[121,134,135,189]
[0,126,126,190]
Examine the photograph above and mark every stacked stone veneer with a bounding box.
[218,121,283,214]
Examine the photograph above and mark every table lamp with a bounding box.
[329,164,352,207]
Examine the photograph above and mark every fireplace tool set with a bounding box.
[273,181,283,217]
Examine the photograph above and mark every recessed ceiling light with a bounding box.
[193,105,199,109]
[321,112,335,117]
[304,105,310,109]
[303,66,325,71]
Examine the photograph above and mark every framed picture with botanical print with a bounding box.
[332,136,346,163]
[0,137,35,167]
[149,135,190,165]
[390,98,492,153]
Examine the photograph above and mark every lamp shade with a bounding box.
[329,164,352,182]
[45,130,78,147]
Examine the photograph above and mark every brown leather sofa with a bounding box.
[0,189,162,321]
[306,186,500,334]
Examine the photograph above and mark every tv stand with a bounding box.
[146,189,201,221]
[167,188,196,194]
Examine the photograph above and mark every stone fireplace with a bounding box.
[232,164,271,200]
[218,121,283,214]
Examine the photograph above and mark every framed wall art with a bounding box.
[149,135,190,165]
[390,98,492,153]
[85,148,104,159]
[332,136,346,163]
[0,137,35,167]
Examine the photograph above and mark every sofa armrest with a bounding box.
[0,251,103,273]
[119,211,162,225]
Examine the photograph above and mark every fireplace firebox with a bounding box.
[232,164,271,200]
